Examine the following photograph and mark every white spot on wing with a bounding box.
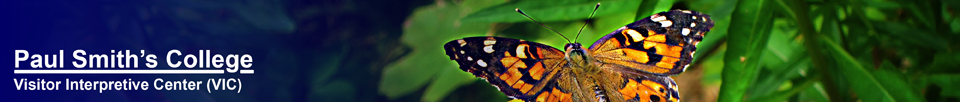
[681,10,692,13]
[681,28,691,36]
[467,56,473,61]
[651,14,673,27]
[650,14,666,21]
[460,50,465,54]
[484,39,497,45]
[626,29,645,42]
[477,60,488,67]
[458,39,466,47]
[691,22,697,27]
[484,45,494,53]
[516,44,527,58]
[659,20,673,27]
[692,16,698,20]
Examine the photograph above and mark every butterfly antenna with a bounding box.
[516,8,571,43]
[574,3,600,42]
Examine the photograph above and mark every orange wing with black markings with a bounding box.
[617,74,680,102]
[532,83,574,102]
[589,10,715,76]
[444,37,568,100]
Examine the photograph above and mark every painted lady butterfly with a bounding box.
[444,4,713,102]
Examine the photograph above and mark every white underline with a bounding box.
[240,70,254,74]
[12,70,246,74]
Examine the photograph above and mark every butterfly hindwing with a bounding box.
[589,10,714,75]
[616,74,680,102]
[531,82,574,102]
[444,37,568,100]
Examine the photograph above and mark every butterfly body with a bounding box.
[558,43,623,102]
[445,10,713,102]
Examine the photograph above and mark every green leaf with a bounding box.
[864,0,901,9]
[787,0,844,101]
[748,76,819,102]
[379,2,490,100]
[945,0,960,15]
[310,50,344,95]
[719,0,775,101]
[747,18,808,99]
[748,55,809,100]
[822,36,897,102]
[872,21,950,50]
[422,68,479,102]
[308,63,347,101]
[926,52,960,73]
[873,61,926,102]
[461,0,640,23]
[797,82,830,102]
[634,0,676,20]
[899,2,936,29]
[920,74,960,98]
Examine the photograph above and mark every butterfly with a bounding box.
[444,4,713,102]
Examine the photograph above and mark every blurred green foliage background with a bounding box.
[21,0,960,101]
[64,0,957,101]
[369,0,960,102]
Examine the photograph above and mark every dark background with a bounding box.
[3,0,428,102]
[3,0,960,102]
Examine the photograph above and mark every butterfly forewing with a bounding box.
[589,10,714,76]
[444,37,569,100]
